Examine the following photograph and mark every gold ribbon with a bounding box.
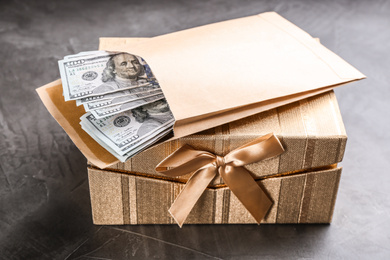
[155,133,285,227]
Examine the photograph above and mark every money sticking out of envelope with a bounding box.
[56,50,174,162]
[37,12,365,168]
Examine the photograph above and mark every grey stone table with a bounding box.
[0,0,389,259]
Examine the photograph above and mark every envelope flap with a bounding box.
[36,80,119,168]
[104,12,364,122]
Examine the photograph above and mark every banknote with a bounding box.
[84,89,163,111]
[117,120,174,155]
[59,51,174,162]
[80,99,174,155]
[59,51,156,101]
[75,82,162,106]
[81,116,174,156]
[64,50,107,60]
[90,94,165,119]
[81,123,173,162]
[119,127,173,159]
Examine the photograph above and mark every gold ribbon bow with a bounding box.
[155,133,285,227]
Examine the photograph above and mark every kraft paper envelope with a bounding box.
[37,12,365,168]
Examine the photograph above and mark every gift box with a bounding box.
[36,13,362,226]
[87,90,346,224]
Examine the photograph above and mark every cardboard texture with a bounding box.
[99,91,346,186]
[88,166,342,224]
[37,12,364,169]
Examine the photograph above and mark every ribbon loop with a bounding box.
[155,145,216,177]
[155,133,284,227]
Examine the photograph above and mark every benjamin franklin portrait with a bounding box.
[92,53,148,94]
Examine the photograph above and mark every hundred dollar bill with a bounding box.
[64,51,107,60]
[59,51,156,101]
[120,127,173,159]
[81,115,173,156]
[76,82,162,106]
[117,120,174,156]
[81,123,173,162]
[80,99,174,155]
[90,94,165,119]
[83,89,163,111]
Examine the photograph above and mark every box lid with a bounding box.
[97,90,346,186]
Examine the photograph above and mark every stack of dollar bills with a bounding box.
[58,51,175,162]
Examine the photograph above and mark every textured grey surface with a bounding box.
[0,0,389,259]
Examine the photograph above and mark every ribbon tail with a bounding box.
[169,167,217,227]
[220,166,273,224]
